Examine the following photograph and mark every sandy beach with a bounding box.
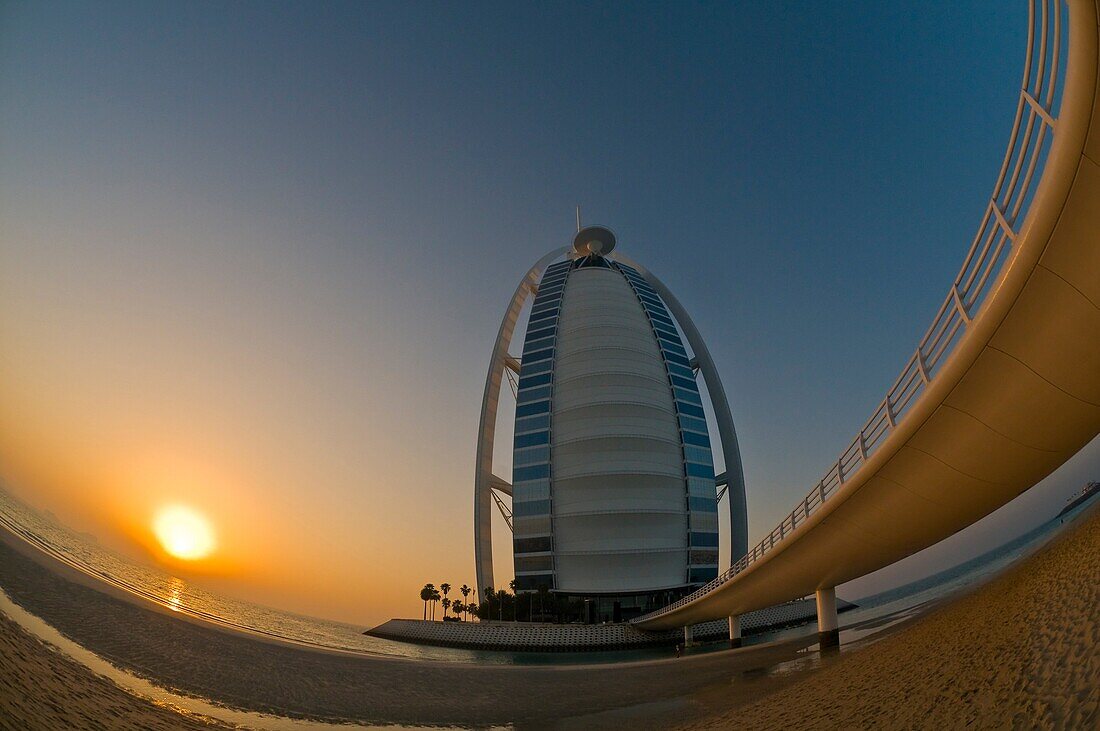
[0,611,227,731]
[1,505,1098,729]
[682,504,1100,730]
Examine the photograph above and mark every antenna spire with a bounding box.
[575,205,582,233]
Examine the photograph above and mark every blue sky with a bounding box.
[1,1,1094,620]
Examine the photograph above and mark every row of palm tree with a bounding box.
[419,582,474,621]
[419,580,567,622]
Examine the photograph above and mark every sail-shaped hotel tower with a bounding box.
[474,226,747,620]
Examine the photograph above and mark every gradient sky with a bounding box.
[1,1,1096,626]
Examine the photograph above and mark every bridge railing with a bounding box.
[635,0,1066,625]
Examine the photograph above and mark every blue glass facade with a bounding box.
[511,259,572,593]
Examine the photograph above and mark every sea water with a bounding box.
[0,484,1093,666]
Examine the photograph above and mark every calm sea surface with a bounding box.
[0,485,1093,666]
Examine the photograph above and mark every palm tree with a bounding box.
[460,584,471,621]
[496,589,507,621]
[420,584,434,621]
[440,583,451,603]
[469,591,481,621]
[431,588,441,620]
[441,597,451,619]
[483,586,494,622]
[451,601,464,620]
[509,580,517,621]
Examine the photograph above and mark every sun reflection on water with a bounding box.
[167,577,185,612]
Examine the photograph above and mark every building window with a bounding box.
[661,339,688,358]
[513,498,551,517]
[514,515,552,534]
[514,574,555,591]
[683,430,711,447]
[686,461,715,479]
[656,328,681,345]
[652,319,676,335]
[687,477,716,497]
[689,496,718,512]
[522,347,555,364]
[683,444,712,464]
[517,385,553,404]
[514,536,552,553]
[514,445,550,466]
[664,351,691,368]
[517,371,552,390]
[525,325,557,342]
[515,414,551,433]
[674,387,703,406]
[515,556,554,572]
[690,531,719,547]
[531,298,562,315]
[679,414,708,434]
[513,480,549,502]
[678,402,706,419]
[515,400,550,418]
[513,464,550,483]
[667,362,695,379]
[689,549,719,566]
[528,309,559,324]
[691,511,719,532]
[689,567,718,583]
[514,430,550,449]
[670,374,696,390]
[521,359,554,376]
[522,336,557,354]
[646,308,675,327]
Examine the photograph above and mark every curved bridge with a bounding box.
[636,0,1100,633]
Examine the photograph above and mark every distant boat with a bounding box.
[1057,481,1100,519]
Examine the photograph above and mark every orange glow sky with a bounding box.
[0,211,517,624]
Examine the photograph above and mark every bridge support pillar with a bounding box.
[728,615,742,648]
[816,587,839,650]
[683,625,694,647]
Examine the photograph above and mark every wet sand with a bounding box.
[1,506,1097,729]
[0,611,225,730]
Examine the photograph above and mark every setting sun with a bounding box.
[153,505,216,561]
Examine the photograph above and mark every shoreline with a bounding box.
[1,505,1097,728]
[0,511,852,658]
[0,515,413,664]
[0,528,830,726]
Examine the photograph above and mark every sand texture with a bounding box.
[0,612,225,731]
[683,506,1100,729]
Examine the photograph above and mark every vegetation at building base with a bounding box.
[416,582,692,624]
[418,581,559,622]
